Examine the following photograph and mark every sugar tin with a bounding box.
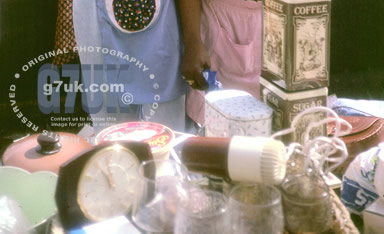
[260,77,328,144]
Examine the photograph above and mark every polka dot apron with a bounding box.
[106,0,160,33]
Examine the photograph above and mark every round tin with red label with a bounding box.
[95,122,175,160]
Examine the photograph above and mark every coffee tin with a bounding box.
[262,0,331,91]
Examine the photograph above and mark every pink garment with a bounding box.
[186,0,263,124]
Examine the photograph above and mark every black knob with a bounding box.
[36,132,62,155]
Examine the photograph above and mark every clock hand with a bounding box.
[105,156,116,189]
[97,161,115,189]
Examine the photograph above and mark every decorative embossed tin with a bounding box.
[260,77,328,144]
[204,90,273,137]
[262,0,331,91]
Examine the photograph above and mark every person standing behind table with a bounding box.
[73,0,189,134]
[178,0,263,125]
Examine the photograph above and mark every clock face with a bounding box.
[77,144,140,221]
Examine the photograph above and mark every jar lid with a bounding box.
[95,122,175,154]
[205,90,273,121]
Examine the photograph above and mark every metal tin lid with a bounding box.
[205,90,273,122]
[95,122,175,154]
[260,77,328,101]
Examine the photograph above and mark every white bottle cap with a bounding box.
[228,136,287,184]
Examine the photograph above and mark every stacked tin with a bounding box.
[260,0,331,144]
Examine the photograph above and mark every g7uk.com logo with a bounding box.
[9,46,161,133]
[41,76,124,96]
[37,63,132,114]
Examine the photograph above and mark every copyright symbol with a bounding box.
[121,93,134,105]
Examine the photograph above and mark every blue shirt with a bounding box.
[96,0,188,105]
